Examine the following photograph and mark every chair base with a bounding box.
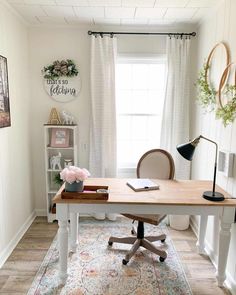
[108,221,167,264]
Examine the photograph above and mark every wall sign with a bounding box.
[42,59,81,103]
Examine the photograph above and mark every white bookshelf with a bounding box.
[44,124,78,222]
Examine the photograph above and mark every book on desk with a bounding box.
[127,179,159,192]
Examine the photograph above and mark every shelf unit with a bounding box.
[44,124,78,222]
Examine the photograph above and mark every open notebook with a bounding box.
[127,179,160,192]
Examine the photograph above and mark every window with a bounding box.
[116,55,166,170]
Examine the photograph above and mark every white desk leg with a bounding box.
[70,212,79,252]
[196,214,208,254]
[216,207,234,287]
[57,204,69,285]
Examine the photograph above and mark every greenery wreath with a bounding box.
[216,85,236,126]
[196,63,217,111]
[216,63,236,126]
[42,59,78,79]
[196,42,236,126]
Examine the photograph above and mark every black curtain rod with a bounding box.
[88,30,196,37]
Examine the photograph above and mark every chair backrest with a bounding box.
[137,149,175,180]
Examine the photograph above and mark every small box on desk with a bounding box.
[61,185,109,200]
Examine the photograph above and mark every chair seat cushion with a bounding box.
[122,214,166,226]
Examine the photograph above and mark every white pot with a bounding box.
[169,215,189,230]
[93,213,105,220]
[106,213,117,221]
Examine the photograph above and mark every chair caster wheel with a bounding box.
[159,256,166,262]
[161,239,166,243]
[108,241,113,246]
[122,259,129,265]
[131,230,135,235]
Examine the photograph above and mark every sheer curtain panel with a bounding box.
[160,36,191,230]
[89,35,117,221]
[161,36,191,180]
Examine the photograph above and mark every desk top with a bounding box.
[53,178,236,207]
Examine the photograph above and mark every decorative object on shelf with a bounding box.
[0,55,11,128]
[50,128,69,148]
[60,166,90,192]
[53,172,63,186]
[196,42,230,112]
[42,59,81,103]
[64,158,73,168]
[48,107,61,125]
[177,135,224,202]
[51,203,56,214]
[50,152,62,170]
[61,110,76,125]
[216,63,236,126]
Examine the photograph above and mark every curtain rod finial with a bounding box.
[192,32,196,36]
[88,31,92,35]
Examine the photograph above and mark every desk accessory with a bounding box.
[61,185,109,200]
[177,135,224,201]
[127,179,159,192]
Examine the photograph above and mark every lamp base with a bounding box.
[203,191,225,202]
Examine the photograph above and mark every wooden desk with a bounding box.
[53,178,236,286]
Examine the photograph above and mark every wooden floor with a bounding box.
[0,217,232,295]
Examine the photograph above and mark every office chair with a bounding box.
[108,149,175,265]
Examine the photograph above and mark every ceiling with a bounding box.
[6,0,219,27]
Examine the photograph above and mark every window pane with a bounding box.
[116,64,132,89]
[116,57,166,169]
[132,64,148,89]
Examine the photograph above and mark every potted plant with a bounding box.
[60,166,90,192]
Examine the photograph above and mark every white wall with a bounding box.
[191,0,236,291]
[29,27,168,211]
[0,3,34,266]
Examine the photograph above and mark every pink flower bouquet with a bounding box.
[60,166,90,184]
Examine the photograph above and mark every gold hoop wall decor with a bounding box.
[216,63,236,126]
[196,42,230,111]
[205,42,230,93]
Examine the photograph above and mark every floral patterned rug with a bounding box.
[28,218,192,295]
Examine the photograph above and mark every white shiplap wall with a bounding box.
[191,0,236,292]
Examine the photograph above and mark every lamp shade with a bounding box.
[176,142,196,161]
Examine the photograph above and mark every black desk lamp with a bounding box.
[176,135,224,202]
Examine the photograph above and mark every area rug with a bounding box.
[28,217,192,295]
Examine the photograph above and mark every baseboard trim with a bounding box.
[0,211,36,267]
[190,217,236,295]
[35,209,47,216]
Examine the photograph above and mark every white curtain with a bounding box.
[89,35,117,178]
[161,36,191,179]
[89,35,117,221]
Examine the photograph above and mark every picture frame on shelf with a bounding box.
[50,128,69,147]
[0,55,11,128]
